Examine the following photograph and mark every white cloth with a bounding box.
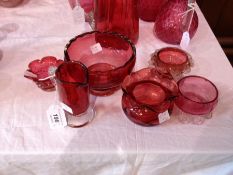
[0,0,233,174]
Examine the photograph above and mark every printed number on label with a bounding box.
[47,105,67,129]
[90,43,102,54]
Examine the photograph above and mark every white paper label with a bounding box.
[60,102,73,114]
[90,43,102,54]
[24,70,37,79]
[180,31,190,50]
[73,5,85,24]
[47,105,67,129]
[158,111,170,124]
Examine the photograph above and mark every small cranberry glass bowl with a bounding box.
[64,31,136,96]
[151,47,193,80]
[121,68,178,126]
[24,56,63,91]
[174,75,219,124]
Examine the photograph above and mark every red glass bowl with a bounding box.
[24,56,63,91]
[24,70,55,91]
[151,47,192,79]
[175,76,218,115]
[64,31,136,96]
[122,68,178,126]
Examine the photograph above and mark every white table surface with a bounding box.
[0,0,233,174]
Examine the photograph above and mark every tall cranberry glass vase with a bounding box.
[94,0,139,43]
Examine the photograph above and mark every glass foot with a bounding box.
[172,105,211,125]
[65,107,95,128]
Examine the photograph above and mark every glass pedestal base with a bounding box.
[172,105,212,125]
[65,107,95,128]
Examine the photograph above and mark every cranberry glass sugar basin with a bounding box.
[151,47,192,79]
[154,0,199,44]
[122,68,178,126]
[65,31,136,96]
[94,0,139,43]
[175,75,218,116]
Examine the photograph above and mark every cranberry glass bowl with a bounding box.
[122,68,178,126]
[151,47,192,79]
[24,56,63,91]
[175,76,218,115]
[64,31,136,96]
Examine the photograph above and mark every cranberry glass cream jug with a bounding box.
[94,0,139,43]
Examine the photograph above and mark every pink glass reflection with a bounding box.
[138,0,167,22]
[154,0,198,44]
[65,31,136,96]
[175,76,218,115]
[55,61,89,116]
[122,68,178,126]
[94,0,139,43]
